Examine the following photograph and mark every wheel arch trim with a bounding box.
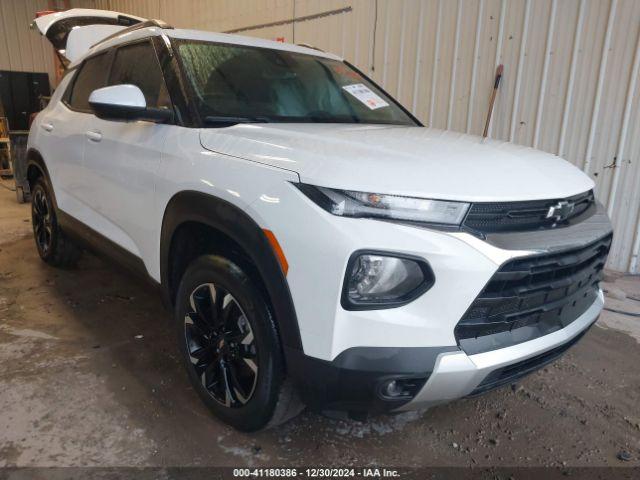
[160,190,303,352]
[25,148,58,208]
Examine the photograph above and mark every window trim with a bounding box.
[60,67,77,106]
[154,35,198,127]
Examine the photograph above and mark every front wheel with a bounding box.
[174,255,303,431]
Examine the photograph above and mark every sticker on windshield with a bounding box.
[342,84,389,110]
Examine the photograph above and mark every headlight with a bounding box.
[342,252,435,310]
[295,183,470,226]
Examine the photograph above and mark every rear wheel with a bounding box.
[174,255,303,431]
[30,178,81,268]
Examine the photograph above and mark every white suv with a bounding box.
[29,10,612,431]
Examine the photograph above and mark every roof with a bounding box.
[70,25,342,68]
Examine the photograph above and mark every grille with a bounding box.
[463,190,595,234]
[455,234,612,355]
[468,326,590,396]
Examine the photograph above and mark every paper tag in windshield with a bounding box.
[342,84,389,110]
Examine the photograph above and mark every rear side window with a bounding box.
[108,42,171,109]
[67,53,111,112]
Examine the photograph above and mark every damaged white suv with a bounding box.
[28,10,613,431]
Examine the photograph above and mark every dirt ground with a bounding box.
[0,179,639,469]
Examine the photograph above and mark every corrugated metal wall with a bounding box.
[0,0,57,85]
[3,0,640,272]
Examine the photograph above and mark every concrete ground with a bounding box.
[0,178,639,468]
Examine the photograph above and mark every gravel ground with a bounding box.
[0,180,639,469]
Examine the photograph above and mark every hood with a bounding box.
[32,8,145,65]
[199,124,594,202]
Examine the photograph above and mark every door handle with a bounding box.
[41,122,54,132]
[85,130,102,142]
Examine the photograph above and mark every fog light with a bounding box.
[342,252,434,310]
[378,378,427,400]
[383,380,403,398]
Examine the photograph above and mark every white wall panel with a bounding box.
[3,0,639,272]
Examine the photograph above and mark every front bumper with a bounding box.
[398,289,603,410]
[288,291,602,413]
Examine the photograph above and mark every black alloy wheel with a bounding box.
[175,254,304,430]
[184,282,259,407]
[32,187,53,255]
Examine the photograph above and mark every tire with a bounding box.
[174,254,303,431]
[30,178,82,268]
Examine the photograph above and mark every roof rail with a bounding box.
[296,43,324,52]
[91,19,173,49]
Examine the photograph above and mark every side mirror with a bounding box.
[88,84,172,123]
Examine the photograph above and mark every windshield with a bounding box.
[174,39,417,126]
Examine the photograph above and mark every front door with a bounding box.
[82,39,173,267]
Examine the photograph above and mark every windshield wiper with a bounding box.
[203,115,270,125]
[307,114,361,124]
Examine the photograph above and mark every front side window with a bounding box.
[67,52,111,112]
[109,41,171,109]
[174,40,417,126]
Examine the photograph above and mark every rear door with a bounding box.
[81,39,173,265]
[36,52,112,218]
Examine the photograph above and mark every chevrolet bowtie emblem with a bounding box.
[546,200,575,222]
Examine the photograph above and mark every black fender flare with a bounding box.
[26,148,49,181]
[25,149,57,206]
[160,190,303,352]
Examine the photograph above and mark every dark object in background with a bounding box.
[11,134,28,202]
[0,117,10,178]
[0,71,51,202]
[483,64,503,138]
[0,70,50,131]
